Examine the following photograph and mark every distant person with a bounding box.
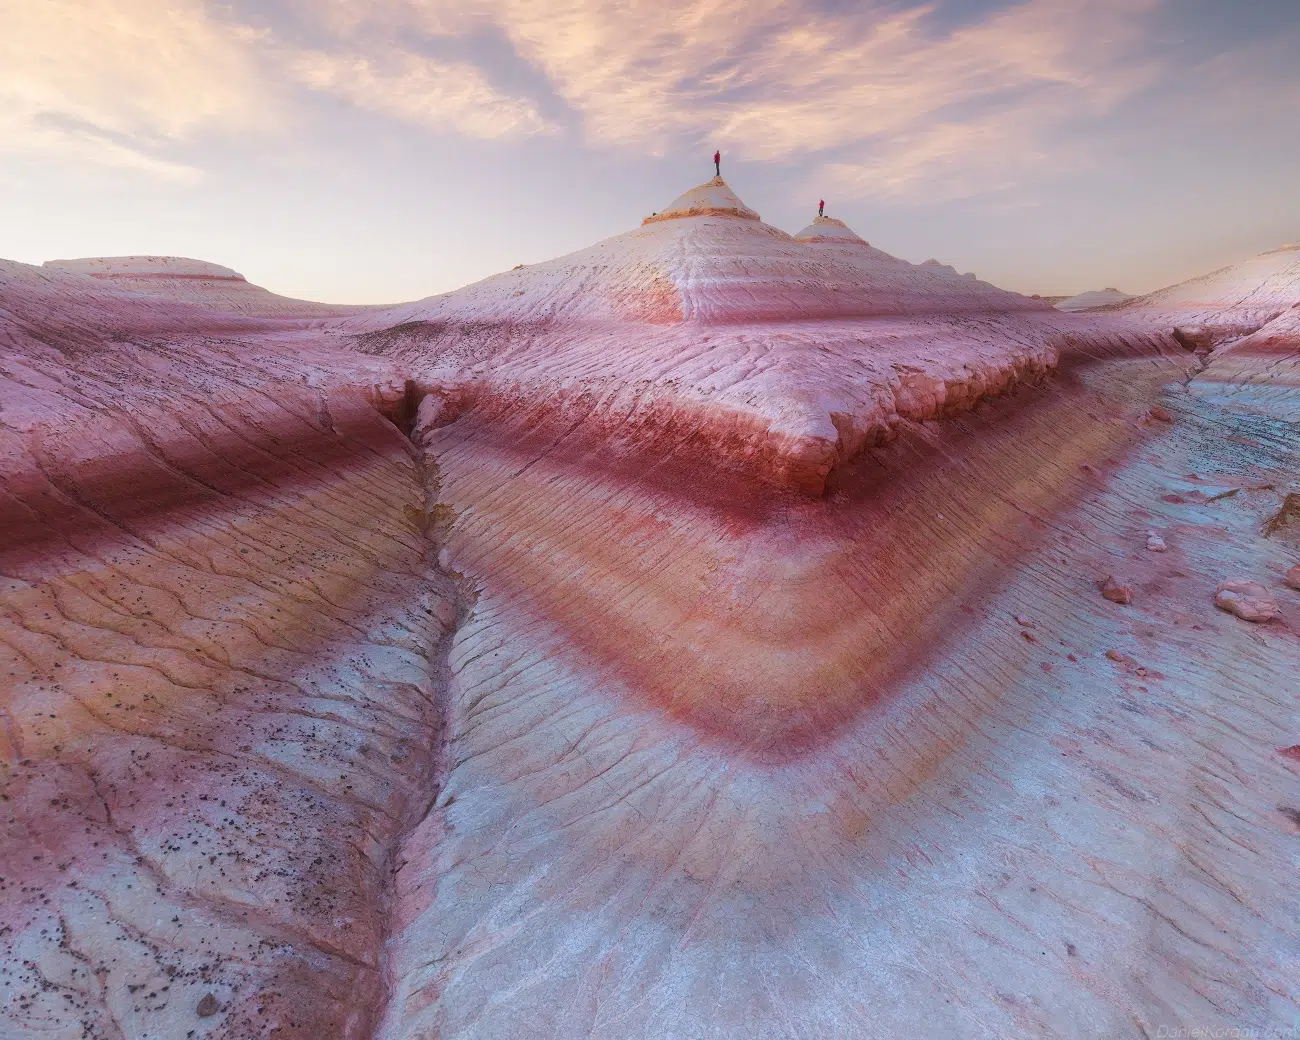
[714,150,721,177]
[818,199,825,217]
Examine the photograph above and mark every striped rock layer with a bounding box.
[2,184,1299,1039]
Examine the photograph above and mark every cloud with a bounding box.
[0,0,269,176]
[308,0,1163,197]
[0,0,555,180]
[288,50,553,138]
[5,0,1284,204]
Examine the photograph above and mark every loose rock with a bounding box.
[1145,531,1167,552]
[197,994,219,1018]
[1286,564,1300,591]
[1214,579,1281,623]
[1101,576,1133,605]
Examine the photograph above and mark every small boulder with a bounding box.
[1101,576,1133,605]
[1145,531,1167,552]
[1286,564,1300,591]
[1214,579,1281,623]
[197,993,219,1017]
[1146,406,1174,424]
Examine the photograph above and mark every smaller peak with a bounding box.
[643,177,761,225]
[793,215,869,246]
[920,259,960,277]
[44,256,246,281]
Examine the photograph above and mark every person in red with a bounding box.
[818,199,825,217]
[713,150,721,177]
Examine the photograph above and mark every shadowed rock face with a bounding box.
[3,194,1299,1040]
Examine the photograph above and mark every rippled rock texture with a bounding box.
[2,260,450,1037]
[3,190,1299,1039]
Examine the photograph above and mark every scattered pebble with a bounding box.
[1286,564,1300,591]
[1214,579,1281,623]
[197,994,219,1018]
[1145,531,1166,552]
[1106,649,1135,665]
[1146,405,1175,423]
[1015,615,1034,628]
[1101,576,1133,605]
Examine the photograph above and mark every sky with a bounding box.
[2,0,1298,303]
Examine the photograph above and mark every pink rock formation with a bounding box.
[1194,304,1300,416]
[642,175,763,224]
[341,178,1166,496]
[1,258,438,1037]
[1214,579,1283,622]
[1100,575,1134,604]
[1055,287,1134,312]
[3,175,1299,1039]
[1122,243,1300,348]
[792,214,870,245]
[43,255,375,318]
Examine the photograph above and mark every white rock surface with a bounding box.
[42,254,372,317]
[1056,288,1133,312]
[1122,244,1300,347]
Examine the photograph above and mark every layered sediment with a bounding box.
[344,181,1152,496]
[1,260,451,1037]
[43,256,375,319]
[1120,243,1300,347]
[383,335,1299,1040]
[3,182,1299,1039]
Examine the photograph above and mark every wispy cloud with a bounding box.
[0,0,551,181]
[288,50,553,138]
[300,0,1163,197]
[0,0,268,177]
[2,0,1291,206]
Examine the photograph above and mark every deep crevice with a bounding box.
[366,420,476,1040]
